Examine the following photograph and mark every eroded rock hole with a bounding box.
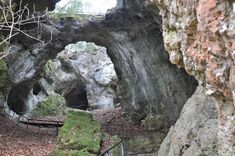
[32,82,42,95]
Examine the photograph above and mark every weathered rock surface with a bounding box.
[53,41,117,109]
[124,132,164,156]
[153,0,235,154]
[4,0,197,129]
[158,86,218,156]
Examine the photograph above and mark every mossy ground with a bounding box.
[30,95,66,117]
[52,110,102,156]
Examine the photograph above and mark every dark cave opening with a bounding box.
[32,82,42,95]
[7,82,32,115]
[64,84,89,110]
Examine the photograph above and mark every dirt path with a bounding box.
[0,116,59,156]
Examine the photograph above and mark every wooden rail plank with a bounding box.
[19,120,64,127]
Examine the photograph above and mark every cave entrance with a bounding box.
[6,41,118,116]
[7,82,32,115]
[52,41,118,110]
[64,84,88,110]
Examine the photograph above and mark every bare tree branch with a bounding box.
[0,0,52,58]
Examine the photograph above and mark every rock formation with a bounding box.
[2,0,197,131]
[158,86,218,156]
[52,41,118,109]
[151,0,235,154]
[5,0,233,155]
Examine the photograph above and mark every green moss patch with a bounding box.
[52,110,102,156]
[30,94,66,117]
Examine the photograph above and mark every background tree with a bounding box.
[55,0,83,16]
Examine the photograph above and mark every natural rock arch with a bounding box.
[7,0,197,129]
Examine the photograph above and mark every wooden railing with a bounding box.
[18,115,64,134]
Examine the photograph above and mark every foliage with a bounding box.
[30,94,66,117]
[55,0,83,17]
[52,110,102,156]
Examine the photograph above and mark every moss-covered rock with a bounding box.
[0,59,7,95]
[52,109,102,156]
[124,133,164,155]
[30,94,66,117]
[44,60,56,80]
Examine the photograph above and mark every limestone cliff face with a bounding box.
[152,0,235,154]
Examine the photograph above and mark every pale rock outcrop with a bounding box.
[158,86,218,156]
[53,42,118,109]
